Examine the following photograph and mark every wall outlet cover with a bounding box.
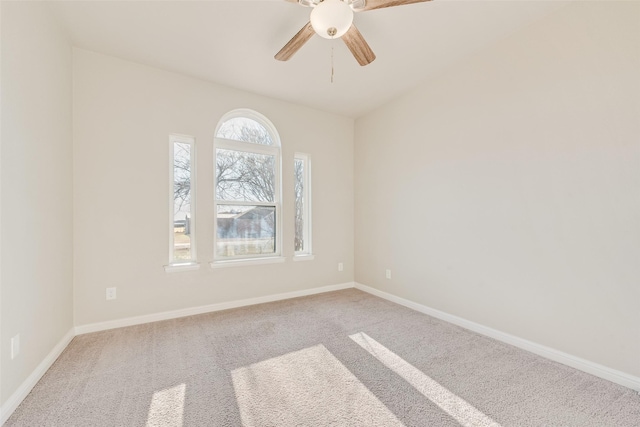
[106,287,117,300]
[11,334,20,359]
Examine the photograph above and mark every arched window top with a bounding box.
[215,109,280,146]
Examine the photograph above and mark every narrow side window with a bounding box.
[294,153,312,256]
[169,135,196,265]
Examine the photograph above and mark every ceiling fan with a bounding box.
[275,0,431,66]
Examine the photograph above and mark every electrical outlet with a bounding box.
[385,269,392,279]
[106,287,117,300]
[338,262,344,272]
[11,334,20,359]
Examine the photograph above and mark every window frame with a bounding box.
[294,152,313,259]
[166,134,199,271]
[212,109,283,266]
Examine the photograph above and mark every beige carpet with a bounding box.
[5,289,640,426]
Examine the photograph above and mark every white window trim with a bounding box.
[164,262,201,273]
[210,256,285,269]
[166,134,197,269]
[212,109,282,264]
[294,152,312,257]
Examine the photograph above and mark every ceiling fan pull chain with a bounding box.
[331,44,335,83]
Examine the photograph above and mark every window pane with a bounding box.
[294,158,304,252]
[216,117,273,145]
[217,205,275,257]
[216,149,275,202]
[173,142,192,261]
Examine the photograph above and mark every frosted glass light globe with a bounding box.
[310,0,354,39]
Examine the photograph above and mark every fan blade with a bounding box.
[342,24,376,66]
[275,22,315,61]
[360,0,431,12]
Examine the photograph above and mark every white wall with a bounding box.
[355,2,640,377]
[73,49,354,327]
[1,1,74,407]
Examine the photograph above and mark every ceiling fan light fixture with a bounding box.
[348,0,366,12]
[298,0,320,7]
[310,0,354,39]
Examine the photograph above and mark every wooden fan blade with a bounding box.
[342,24,376,66]
[360,0,431,12]
[275,22,315,61]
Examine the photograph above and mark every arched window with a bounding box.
[213,110,282,263]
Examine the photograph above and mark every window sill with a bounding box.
[164,262,201,273]
[292,254,315,262]
[210,256,286,269]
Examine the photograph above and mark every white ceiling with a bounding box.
[50,0,564,118]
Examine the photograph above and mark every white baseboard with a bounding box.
[75,282,356,335]
[354,282,640,392]
[0,328,75,425]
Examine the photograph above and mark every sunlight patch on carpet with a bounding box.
[146,383,186,427]
[350,332,502,427]
[232,344,404,426]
